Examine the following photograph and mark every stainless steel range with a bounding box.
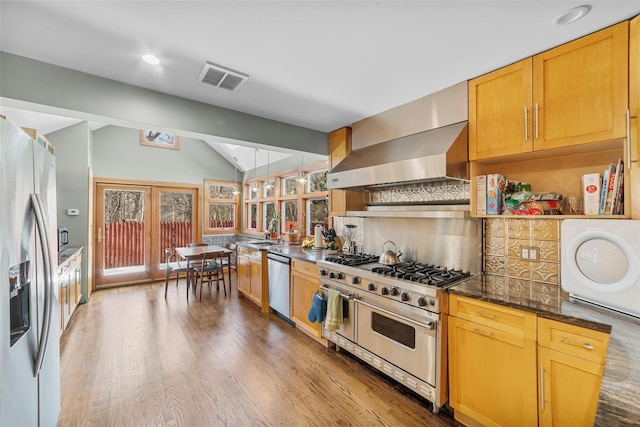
[317,253,473,413]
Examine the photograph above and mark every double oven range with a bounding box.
[317,254,472,413]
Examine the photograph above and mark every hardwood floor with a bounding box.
[59,277,459,426]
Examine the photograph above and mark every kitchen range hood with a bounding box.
[327,120,469,191]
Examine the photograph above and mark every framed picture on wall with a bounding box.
[140,130,180,150]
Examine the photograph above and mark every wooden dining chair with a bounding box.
[164,248,189,299]
[192,251,227,300]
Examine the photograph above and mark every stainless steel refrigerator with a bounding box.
[1,117,61,426]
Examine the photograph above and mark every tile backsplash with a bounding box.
[484,218,566,307]
[369,180,470,204]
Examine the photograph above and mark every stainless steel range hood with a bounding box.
[327,81,469,191]
[327,121,469,191]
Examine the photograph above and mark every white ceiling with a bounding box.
[1,1,640,168]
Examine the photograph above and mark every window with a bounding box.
[263,202,276,231]
[307,198,328,235]
[307,170,327,193]
[282,175,299,196]
[248,203,258,230]
[248,183,260,200]
[204,180,239,234]
[282,200,298,233]
[263,180,275,198]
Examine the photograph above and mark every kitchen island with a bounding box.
[449,275,640,426]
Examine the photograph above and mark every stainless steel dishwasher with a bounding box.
[267,252,291,320]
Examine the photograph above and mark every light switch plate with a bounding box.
[67,208,79,216]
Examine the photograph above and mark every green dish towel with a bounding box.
[324,289,343,331]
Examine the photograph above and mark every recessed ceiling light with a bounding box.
[553,5,591,25]
[142,54,160,65]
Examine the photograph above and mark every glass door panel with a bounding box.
[95,184,152,287]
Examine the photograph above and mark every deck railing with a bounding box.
[104,221,192,268]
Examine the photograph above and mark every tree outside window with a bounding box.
[307,198,328,235]
[282,200,298,232]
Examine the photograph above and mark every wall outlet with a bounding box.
[520,246,540,262]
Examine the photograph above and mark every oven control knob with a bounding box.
[368,282,377,291]
[390,287,400,296]
[381,287,389,295]
[352,276,360,285]
[401,292,410,302]
[329,272,336,279]
[418,297,428,307]
[319,269,328,276]
[429,299,436,306]
[337,272,345,280]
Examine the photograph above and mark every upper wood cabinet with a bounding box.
[328,127,366,218]
[469,58,533,160]
[469,21,629,161]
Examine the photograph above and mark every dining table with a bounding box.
[175,245,233,293]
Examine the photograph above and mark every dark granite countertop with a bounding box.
[58,246,83,266]
[236,240,332,263]
[448,275,640,426]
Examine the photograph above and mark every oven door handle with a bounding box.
[320,285,355,300]
[354,298,436,330]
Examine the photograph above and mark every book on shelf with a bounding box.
[582,173,601,215]
[598,167,611,215]
[613,161,624,215]
[603,162,618,215]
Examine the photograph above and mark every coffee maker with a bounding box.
[342,224,357,255]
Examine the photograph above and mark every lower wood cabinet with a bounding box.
[290,260,325,343]
[448,294,538,427]
[449,294,610,427]
[537,318,609,427]
[58,249,83,336]
[237,247,268,312]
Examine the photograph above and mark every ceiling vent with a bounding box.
[197,61,249,91]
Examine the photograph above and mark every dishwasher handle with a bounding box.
[267,253,291,264]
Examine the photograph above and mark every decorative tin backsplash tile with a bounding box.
[369,180,470,204]
[483,218,562,306]
[531,219,560,240]
[485,218,505,237]
[485,236,505,256]
[506,277,530,299]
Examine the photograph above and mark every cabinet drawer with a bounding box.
[538,317,610,365]
[450,294,536,339]
[292,260,318,277]
[237,246,252,256]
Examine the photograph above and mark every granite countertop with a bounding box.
[449,276,640,426]
[236,240,332,263]
[58,246,83,266]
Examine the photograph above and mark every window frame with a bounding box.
[203,179,240,235]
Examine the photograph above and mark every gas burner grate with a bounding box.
[324,253,379,266]
[371,264,470,287]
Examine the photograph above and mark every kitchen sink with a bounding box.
[248,240,276,246]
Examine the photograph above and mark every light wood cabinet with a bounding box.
[328,127,366,218]
[291,259,326,343]
[448,295,538,427]
[469,21,632,218]
[237,246,268,312]
[449,295,611,427]
[470,21,628,160]
[58,249,83,336]
[537,318,609,427]
[630,15,640,219]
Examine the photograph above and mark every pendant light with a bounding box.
[264,150,274,190]
[232,157,240,195]
[297,153,306,184]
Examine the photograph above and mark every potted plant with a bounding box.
[288,224,302,245]
[268,213,280,240]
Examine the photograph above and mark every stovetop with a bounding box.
[323,253,379,266]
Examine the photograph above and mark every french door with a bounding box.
[94,182,200,288]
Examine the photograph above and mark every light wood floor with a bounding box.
[59,276,459,426]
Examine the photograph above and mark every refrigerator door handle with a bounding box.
[31,194,54,378]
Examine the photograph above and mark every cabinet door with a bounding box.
[237,255,250,295]
[538,347,604,427]
[249,257,262,305]
[328,127,352,169]
[291,270,322,339]
[469,58,533,160]
[449,316,538,427]
[533,21,629,150]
